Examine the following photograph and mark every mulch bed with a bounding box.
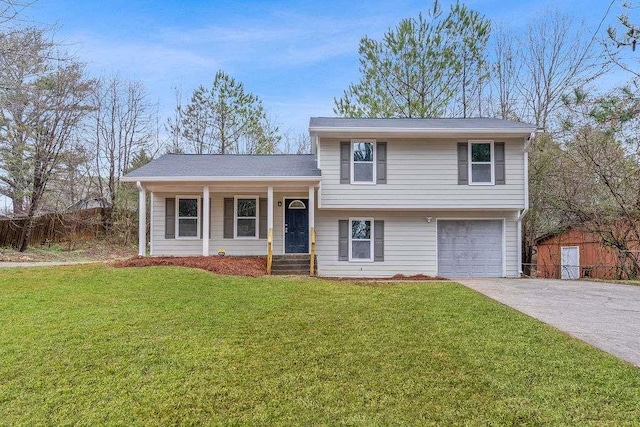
[113,256,447,281]
[112,256,267,277]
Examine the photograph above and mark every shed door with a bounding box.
[437,220,503,277]
[561,246,580,280]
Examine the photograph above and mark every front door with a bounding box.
[284,199,309,253]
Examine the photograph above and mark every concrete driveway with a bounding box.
[456,278,640,367]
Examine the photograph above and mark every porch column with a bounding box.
[267,186,274,232]
[202,186,210,256]
[149,192,154,256]
[136,181,146,256]
[267,186,274,274]
[308,185,315,231]
[309,185,316,275]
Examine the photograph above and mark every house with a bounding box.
[536,227,640,280]
[66,197,112,211]
[122,117,537,278]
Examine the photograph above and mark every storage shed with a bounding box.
[535,227,638,279]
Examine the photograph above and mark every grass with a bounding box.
[1,266,639,425]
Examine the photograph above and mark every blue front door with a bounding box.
[285,199,309,253]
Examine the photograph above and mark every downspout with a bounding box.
[517,131,537,276]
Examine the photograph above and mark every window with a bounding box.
[288,200,306,209]
[469,141,494,184]
[176,197,199,238]
[352,140,376,184]
[350,218,373,261]
[235,197,258,238]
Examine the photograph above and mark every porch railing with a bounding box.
[310,226,316,276]
[267,227,273,274]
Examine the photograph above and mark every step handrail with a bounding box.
[310,226,316,276]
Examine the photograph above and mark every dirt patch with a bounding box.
[0,240,136,263]
[113,256,267,277]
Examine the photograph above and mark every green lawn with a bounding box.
[1,266,639,425]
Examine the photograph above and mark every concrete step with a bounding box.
[271,269,312,275]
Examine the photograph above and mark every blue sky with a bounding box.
[22,0,624,140]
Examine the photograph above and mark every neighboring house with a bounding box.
[122,117,537,278]
[67,197,112,211]
[536,227,640,280]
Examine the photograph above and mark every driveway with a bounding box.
[456,278,640,367]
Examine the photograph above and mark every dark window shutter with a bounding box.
[495,142,505,185]
[374,220,384,262]
[340,141,350,184]
[457,142,468,185]
[199,198,203,239]
[376,142,387,184]
[165,198,175,239]
[338,220,349,260]
[224,198,234,239]
[259,198,268,239]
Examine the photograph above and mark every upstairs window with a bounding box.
[352,140,376,184]
[469,141,494,185]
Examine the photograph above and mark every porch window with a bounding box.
[176,197,199,238]
[352,140,376,184]
[235,197,258,238]
[350,218,373,261]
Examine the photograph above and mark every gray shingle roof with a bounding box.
[123,154,320,180]
[309,117,537,132]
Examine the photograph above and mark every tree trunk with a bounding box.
[18,198,38,251]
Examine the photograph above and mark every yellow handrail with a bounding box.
[267,227,273,274]
[310,226,316,276]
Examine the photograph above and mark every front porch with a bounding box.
[135,181,318,275]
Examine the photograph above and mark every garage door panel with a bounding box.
[438,220,503,278]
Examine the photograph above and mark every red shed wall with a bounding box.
[536,229,623,279]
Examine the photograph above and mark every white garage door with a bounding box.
[437,220,503,278]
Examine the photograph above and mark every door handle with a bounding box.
[285,224,288,233]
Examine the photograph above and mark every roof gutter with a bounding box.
[309,126,537,137]
[121,175,322,183]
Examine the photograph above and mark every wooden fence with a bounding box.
[0,208,112,248]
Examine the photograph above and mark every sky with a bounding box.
[16,0,629,141]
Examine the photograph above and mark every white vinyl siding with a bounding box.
[151,191,306,256]
[316,210,519,278]
[319,138,525,209]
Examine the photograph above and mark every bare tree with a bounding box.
[91,75,156,229]
[519,11,604,132]
[279,131,312,154]
[0,0,35,27]
[488,27,524,121]
[0,32,95,250]
[487,11,607,272]
[0,28,52,215]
